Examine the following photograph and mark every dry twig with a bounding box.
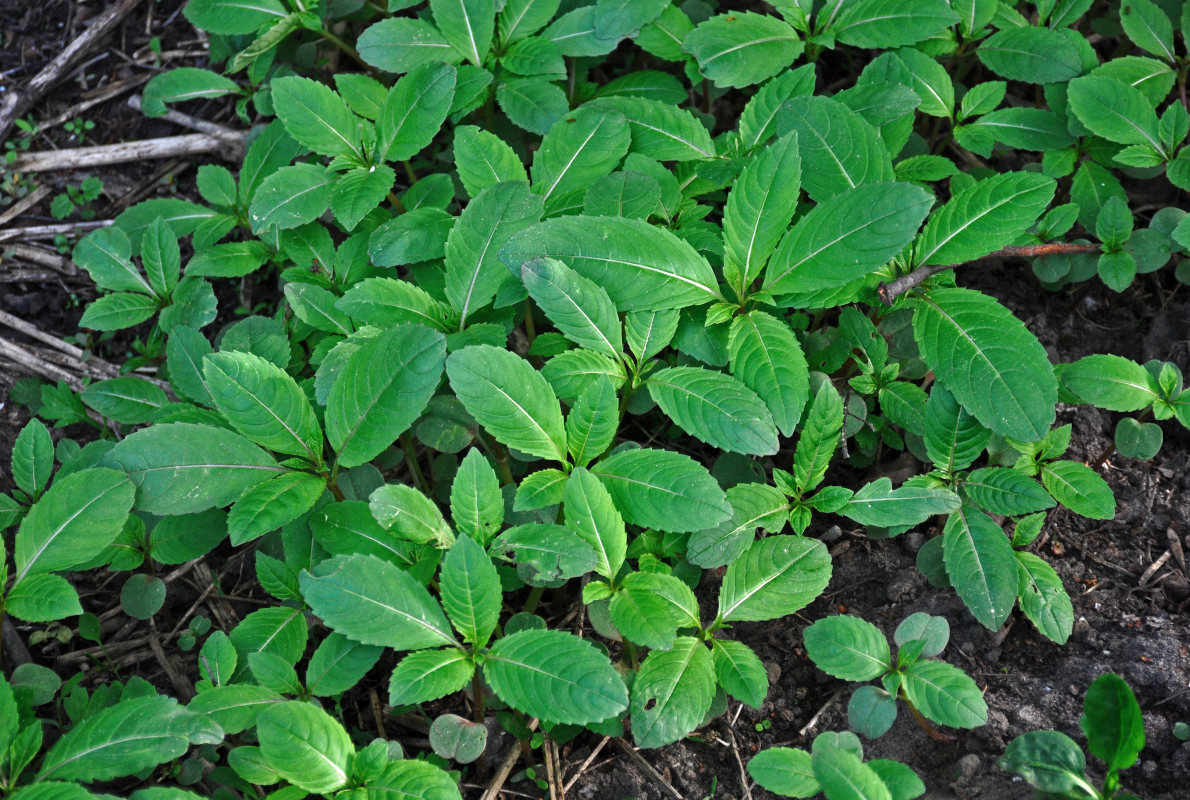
[480,718,540,800]
[12,133,243,172]
[612,738,683,800]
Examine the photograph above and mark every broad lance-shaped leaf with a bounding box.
[914,172,1056,267]
[764,182,932,294]
[566,375,618,468]
[1082,673,1145,773]
[803,615,891,682]
[833,0,959,48]
[728,311,808,437]
[6,573,82,622]
[257,701,352,795]
[491,524,597,585]
[999,731,1088,795]
[914,287,1056,442]
[389,648,475,706]
[299,553,458,651]
[1067,75,1162,151]
[564,467,627,580]
[723,131,801,291]
[15,470,131,578]
[586,95,715,161]
[777,95,893,202]
[12,419,52,497]
[326,324,446,468]
[451,448,504,543]
[249,162,336,233]
[793,382,844,495]
[37,695,221,783]
[900,659,988,729]
[718,535,832,622]
[646,366,779,456]
[683,12,803,89]
[103,423,282,515]
[501,216,723,310]
[440,534,501,647]
[432,0,494,66]
[631,637,715,748]
[839,477,960,528]
[592,448,730,533]
[943,507,1018,630]
[483,629,629,724]
[444,181,543,326]
[270,76,362,160]
[446,345,567,462]
[1055,354,1159,411]
[376,62,457,164]
[812,748,892,800]
[454,124,529,197]
[521,258,622,357]
[531,107,630,210]
[1016,551,1073,645]
[337,277,453,331]
[204,351,322,462]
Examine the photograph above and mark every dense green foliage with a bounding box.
[2,0,1189,796]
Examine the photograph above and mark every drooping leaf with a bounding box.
[502,215,723,310]
[300,553,458,651]
[777,95,894,202]
[718,535,832,622]
[257,701,352,794]
[942,507,1018,630]
[647,366,779,456]
[592,448,730,533]
[913,288,1056,441]
[683,12,804,89]
[630,637,715,748]
[447,345,566,461]
[483,629,629,724]
[326,324,447,468]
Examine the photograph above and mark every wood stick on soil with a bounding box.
[0,335,83,388]
[0,0,146,143]
[0,243,79,275]
[561,736,610,794]
[0,186,53,228]
[126,94,243,142]
[0,308,117,374]
[11,133,244,172]
[611,738,683,800]
[0,220,112,243]
[480,718,540,800]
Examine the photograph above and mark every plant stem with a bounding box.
[1090,407,1154,470]
[387,191,406,213]
[402,160,417,186]
[491,440,515,486]
[401,432,428,492]
[320,29,370,72]
[523,299,536,344]
[522,585,545,614]
[903,697,956,742]
[472,669,487,724]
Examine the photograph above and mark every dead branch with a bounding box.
[0,0,146,143]
[127,94,243,143]
[0,220,112,243]
[11,132,243,172]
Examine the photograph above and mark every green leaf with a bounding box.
[1121,0,1175,62]
[369,483,453,545]
[923,384,989,472]
[204,351,321,461]
[368,760,464,799]
[1056,354,1159,411]
[739,66,816,152]
[840,477,961,528]
[977,26,1083,84]
[718,535,832,622]
[79,293,159,331]
[587,96,715,161]
[793,382,844,495]
[532,107,630,211]
[497,78,569,135]
[389,648,474,706]
[271,76,362,160]
[141,217,181,296]
[564,467,627,580]
[1115,417,1162,459]
[712,639,768,709]
[300,553,458,651]
[444,181,544,326]
[777,96,893,202]
[1081,673,1144,772]
[257,701,352,794]
[454,130,527,205]
[1041,460,1116,519]
[1067,75,1163,151]
[592,448,730,533]
[811,748,892,800]
[73,226,154,295]
[913,288,1056,441]
[848,686,898,740]
[728,311,808,438]
[14,468,134,583]
[748,747,818,798]
[440,534,501,646]
[764,182,932,293]
[183,0,286,34]
[38,695,220,783]
[998,730,1089,795]
[332,165,396,232]
[647,366,779,456]
[249,163,335,233]
[447,345,567,461]
[566,376,619,468]
[610,580,683,651]
[631,637,715,748]
[311,500,414,567]
[915,172,1055,267]
[6,573,82,622]
[942,507,1018,630]
[499,0,561,45]
[688,483,789,568]
[484,629,629,724]
[358,18,460,74]
[104,423,280,514]
[228,471,325,546]
[186,241,269,278]
[338,277,452,331]
[963,468,1054,516]
[833,0,959,49]
[143,67,240,117]
[376,62,457,163]
[492,523,596,585]
[723,131,802,291]
[502,216,722,311]
[1016,552,1073,645]
[326,324,447,468]
[229,606,308,673]
[306,634,384,698]
[431,0,494,66]
[803,615,891,682]
[900,660,987,729]
[12,419,52,497]
[683,12,803,89]
[188,685,280,737]
[450,450,503,543]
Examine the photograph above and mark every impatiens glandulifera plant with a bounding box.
[1000,673,1146,800]
[748,729,926,800]
[5,0,1190,795]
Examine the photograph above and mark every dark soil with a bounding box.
[2,4,1189,800]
